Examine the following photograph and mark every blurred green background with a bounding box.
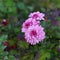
[0,0,60,60]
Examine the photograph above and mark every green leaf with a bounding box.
[9,50,18,55]
[8,38,17,46]
[17,2,25,9]
[0,3,7,13]
[0,45,6,52]
[14,28,20,34]
[53,0,60,8]
[21,53,34,60]
[9,55,15,60]
[0,51,8,57]
[4,0,16,13]
[56,32,60,38]
[18,41,29,49]
[41,21,46,27]
[0,35,8,43]
[38,50,51,60]
[4,56,8,60]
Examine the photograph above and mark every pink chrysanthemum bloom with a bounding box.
[22,18,40,32]
[25,25,45,45]
[29,11,45,20]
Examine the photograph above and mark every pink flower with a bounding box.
[25,25,45,45]
[29,11,45,20]
[22,18,40,32]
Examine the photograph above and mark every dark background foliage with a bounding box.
[0,0,60,60]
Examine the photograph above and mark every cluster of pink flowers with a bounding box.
[22,11,45,45]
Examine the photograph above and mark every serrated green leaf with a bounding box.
[38,49,51,60]
[18,41,29,49]
[21,53,34,60]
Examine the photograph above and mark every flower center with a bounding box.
[25,23,30,28]
[33,14,38,18]
[30,30,37,37]
[25,22,33,28]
